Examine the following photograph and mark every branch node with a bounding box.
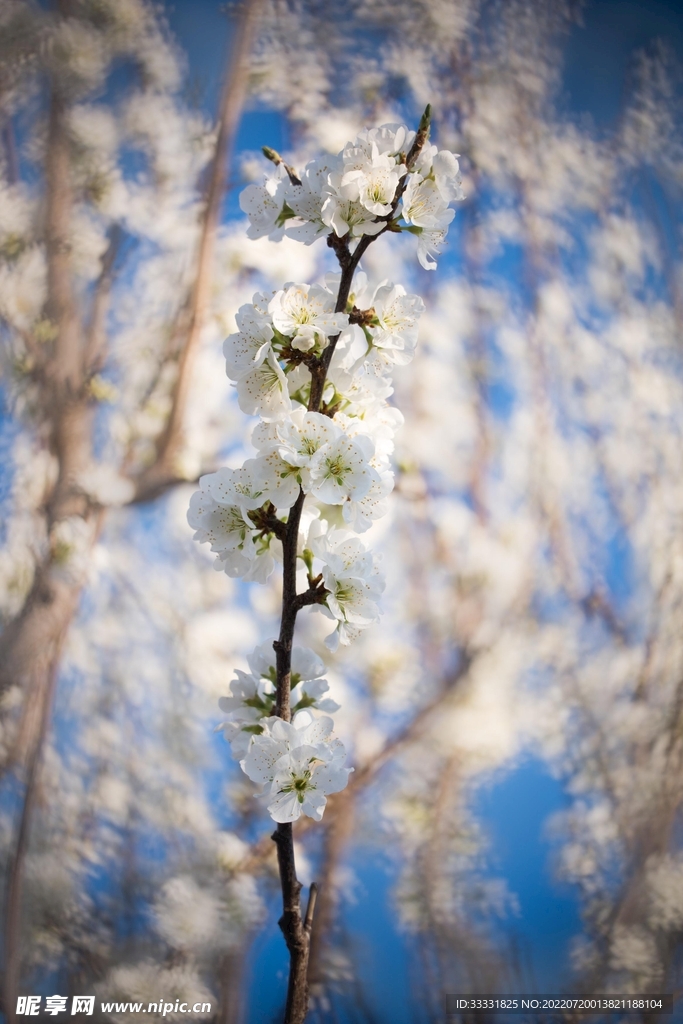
[348,305,376,326]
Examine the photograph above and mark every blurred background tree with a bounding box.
[1,0,682,1022]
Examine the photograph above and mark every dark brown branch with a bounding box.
[294,581,328,611]
[273,488,306,724]
[272,823,313,1022]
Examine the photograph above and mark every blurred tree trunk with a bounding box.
[0,0,263,1011]
[0,91,98,772]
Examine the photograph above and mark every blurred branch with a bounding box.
[84,224,123,375]
[351,651,472,791]
[1,114,19,185]
[4,660,60,1024]
[132,0,265,501]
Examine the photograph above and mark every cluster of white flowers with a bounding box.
[218,640,339,758]
[215,640,350,822]
[241,714,351,824]
[188,117,457,823]
[240,121,464,269]
[187,269,419,597]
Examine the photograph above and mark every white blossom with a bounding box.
[401,175,455,230]
[218,670,272,759]
[271,409,341,469]
[311,529,385,649]
[371,282,425,362]
[218,640,340,758]
[223,298,274,380]
[269,283,349,351]
[207,462,268,512]
[254,408,341,495]
[432,150,465,202]
[335,404,404,463]
[355,123,414,159]
[251,450,301,510]
[339,144,406,216]
[239,164,289,240]
[215,541,275,584]
[235,351,291,420]
[283,158,336,244]
[187,476,276,584]
[341,468,394,532]
[308,433,379,505]
[416,226,450,271]
[241,715,351,823]
[320,186,386,239]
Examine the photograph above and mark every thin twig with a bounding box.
[304,883,319,932]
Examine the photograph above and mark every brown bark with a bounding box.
[0,87,94,741]
[0,540,96,767]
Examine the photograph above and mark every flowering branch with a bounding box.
[189,106,465,1023]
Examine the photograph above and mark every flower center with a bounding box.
[259,363,283,394]
[325,455,351,482]
[223,507,248,534]
[301,434,322,456]
[279,768,315,803]
[334,581,355,605]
